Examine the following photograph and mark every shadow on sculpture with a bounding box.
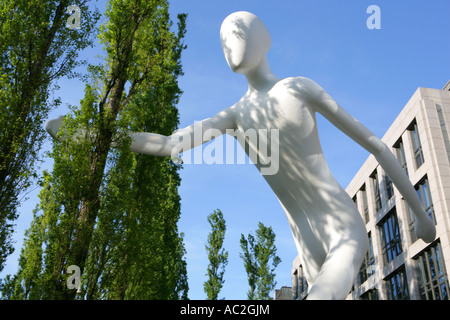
[46,11,436,300]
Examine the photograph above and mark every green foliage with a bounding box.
[240,222,282,300]
[1,0,188,300]
[204,209,228,300]
[0,0,100,272]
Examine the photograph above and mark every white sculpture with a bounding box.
[46,11,436,299]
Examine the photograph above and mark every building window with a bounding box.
[386,267,410,300]
[360,289,379,300]
[292,265,308,300]
[415,176,436,224]
[358,232,375,284]
[371,171,382,212]
[394,138,408,176]
[379,208,402,264]
[436,103,450,162]
[292,269,299,299]
[407,205,418,243]
[384,174,394,200]
[415,242,449,300]
[408,121,425,168]
[407,176,436,242]
[360,185,370,223]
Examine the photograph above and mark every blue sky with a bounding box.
[1,0,449,300]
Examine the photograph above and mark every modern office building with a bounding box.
[290,81,450,300]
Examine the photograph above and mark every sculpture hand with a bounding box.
[171,154,183,165]
[45,115,65,140]
[414,209,436,243]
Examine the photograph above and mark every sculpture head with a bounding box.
[220,11,271,74]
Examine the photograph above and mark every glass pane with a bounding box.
[422,255,430,283]
[434,283,441,300]
[415,242,450,300]
[441,283,448,300]
[412,125,421,149]
[417,187,423,205]
[422,182,430,207]
[435,245,444,276]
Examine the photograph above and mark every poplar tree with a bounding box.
[0,0,99,273]
[1,0,188,300]
[240,222,281,300]
[204,209,228,300]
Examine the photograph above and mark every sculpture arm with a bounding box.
[45,107,235,158]
[45,115,87,142]
[305,79,435,243]
[128,132,176,157]
[164,107,236,156]
[373,147,435,242]
[45,115,173,155]
[46,115,67,140]
[125,107,236,157]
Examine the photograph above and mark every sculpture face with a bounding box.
[220,11,271,74]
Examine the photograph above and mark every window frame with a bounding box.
[416,242,449,300]
[394,137,408,177]
[371,171,382,212]
[379,208,403,264]
[386,267,410,300]
[358,232,375,284]
[408,121,425,169]
[415,176,436,224]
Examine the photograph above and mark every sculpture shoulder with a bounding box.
[279,76,326,102]
[209,104,238,131]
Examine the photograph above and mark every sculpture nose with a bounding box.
[223,43,248,73]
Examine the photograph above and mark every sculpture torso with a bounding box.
[231,76,363,259]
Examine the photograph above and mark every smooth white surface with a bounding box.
[45,11,436,300]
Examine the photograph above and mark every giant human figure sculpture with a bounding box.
[46,11,436,299]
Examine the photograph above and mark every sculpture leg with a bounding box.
[279,190,369,299]
[281,203,327,288]
[306,232,369,300]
